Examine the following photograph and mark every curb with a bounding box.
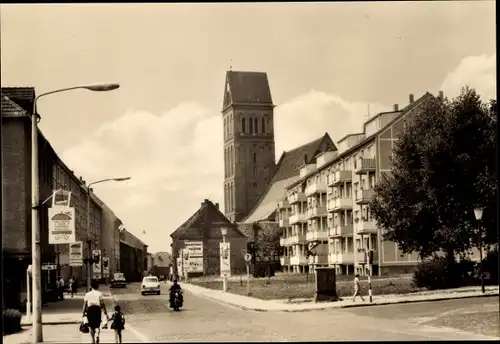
[191,289,499,313]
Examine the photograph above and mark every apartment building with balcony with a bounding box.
[278,92,442,277]
[240,133,336,275]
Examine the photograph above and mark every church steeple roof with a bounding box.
[222,71,273,110]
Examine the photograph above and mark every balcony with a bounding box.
[280,237,292,246]
[280,256,290,266]
[306,230,328,242]
[289,233,306,244]
[305,182,327,196]
[329,252,355,264]
[289,192,306,204]
[356,250,367,263]
[290,255,308,265]
[307,205,327,218]
[278,199,290,209]
[356,219,377,234]
[279,217,289,228]
[329,224,353,237]
[355,189,374,205]
[308,255,328,265]
[289,213,306,225]
[328,170,352,186]
[355,158,376,175]
[328,197,353,212]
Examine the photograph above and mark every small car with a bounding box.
[141,276,161,295]
[110,273,127,288]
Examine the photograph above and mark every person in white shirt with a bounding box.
[82,280,109,344]
[58,277,65,300]
[352,274,365,302]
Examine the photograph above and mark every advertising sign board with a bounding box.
[220,242,231,277]
[48,207,76,244]
[69,241,83,266]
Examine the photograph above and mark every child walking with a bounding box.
[110,305,125,343]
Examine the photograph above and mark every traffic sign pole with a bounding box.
[244,253,251,296]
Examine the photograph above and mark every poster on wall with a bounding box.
[102,257,110,278]
[69,241,83,266]
[220,242,231,277]
[92,249,102,279]
[48,206,76,244]
[185,241,204,273]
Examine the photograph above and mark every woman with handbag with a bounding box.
[82,280,109,344]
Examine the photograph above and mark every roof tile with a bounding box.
[224,71,273,107]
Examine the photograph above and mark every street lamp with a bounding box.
[473,207,485,294]
[220,227,228,292]
[31,83,119,343]
[85,177,131,291]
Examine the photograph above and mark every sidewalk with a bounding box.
[182,283,500,312]
[3,323,145,344]
[21,287,114,326]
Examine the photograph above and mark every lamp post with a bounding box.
[473,207,485,294]
[221,227,228,292]
[31,83,119,343]
[85,177,130,292]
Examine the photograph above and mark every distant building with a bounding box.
[171,199,247,277]
[119,229,148,281]
[149,252,173,277]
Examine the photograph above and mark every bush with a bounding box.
[412,256,472,290]
[3,308,22,334]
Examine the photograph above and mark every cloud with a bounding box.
[274,90,389,154]
[440,53,496,101]
[61,53,496,253]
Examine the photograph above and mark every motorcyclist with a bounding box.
[169,280,183,306]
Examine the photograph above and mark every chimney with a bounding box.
[215,203,219,210]
[79,176,83,182]
[393,104,399,111]
[438,90,444,101]
[303,154,308,165]
[409,94,414,103]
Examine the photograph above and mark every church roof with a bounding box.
[171,199,247,240]
[242,133,337,223]
[223,71,273,109]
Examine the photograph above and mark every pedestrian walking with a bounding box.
[352,274,365,302]
[82,280,109,344]
[109,304,125,343]
[69,276,75,297]
[58,276,65,300]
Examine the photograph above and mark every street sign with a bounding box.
[42,264,57,271]
[48,206,76,244]
[244,253,252,262]
[51,189,72,207]
[220,242,231,277]
[69,241,83,266]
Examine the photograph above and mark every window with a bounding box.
[253,152,256,163]
[224,118,227,139]
[262,118,266,133]
[249,117,253,134]
[241,118,246,133]
[254,118,258,134]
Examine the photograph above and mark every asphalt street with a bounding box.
[111,282,499,342]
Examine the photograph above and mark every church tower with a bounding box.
[222,71,276,222]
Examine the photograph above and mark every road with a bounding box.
[111,282,499,341]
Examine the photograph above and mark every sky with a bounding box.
[1,2,496,253]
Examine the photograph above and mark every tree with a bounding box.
[252,222,282,281]
[370,87,497,263]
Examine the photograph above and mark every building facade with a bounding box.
[120,228,148,281]
[2,87,133,309]
[279,93,442,277]
[222,71,277,222]
[171,199,248,277]
[95,198,121,278]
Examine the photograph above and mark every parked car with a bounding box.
[110,273,127,288]
[141,276,161,295]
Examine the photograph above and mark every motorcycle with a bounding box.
[170,290,183,311]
